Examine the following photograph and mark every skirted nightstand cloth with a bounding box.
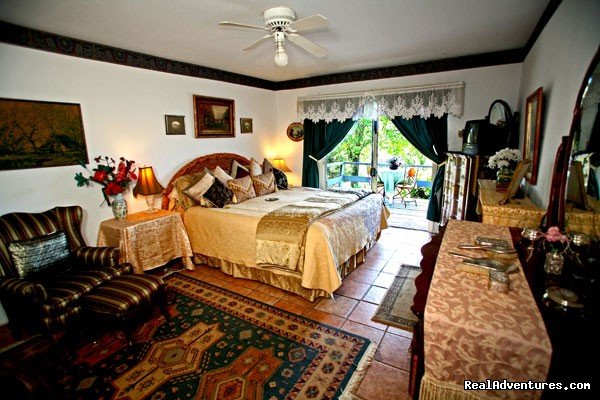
[98,209,193,273]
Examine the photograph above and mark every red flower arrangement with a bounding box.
[75,156,137,205]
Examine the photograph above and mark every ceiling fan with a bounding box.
[219,6,328,67]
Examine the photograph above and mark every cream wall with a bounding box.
[275,64,523,183]
[518,0,600,206]
[0,43,277,246]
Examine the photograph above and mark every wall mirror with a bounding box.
[523,88,544,185]
[547,48,600,238]
[487,99,514,151]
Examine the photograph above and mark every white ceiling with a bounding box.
[0,0,550,82]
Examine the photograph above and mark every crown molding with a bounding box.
[1,1,560,92]
[0,21,276,90]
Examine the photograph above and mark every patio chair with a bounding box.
[393,167,417,207]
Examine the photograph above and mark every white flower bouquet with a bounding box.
[488,148,521,170]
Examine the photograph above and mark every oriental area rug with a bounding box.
[371,264,420,331]
[58,273,374,399]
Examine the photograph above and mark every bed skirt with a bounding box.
[194,233,379,302]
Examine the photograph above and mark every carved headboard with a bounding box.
[161,152,251,210]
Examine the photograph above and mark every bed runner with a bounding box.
[256,189,369,271]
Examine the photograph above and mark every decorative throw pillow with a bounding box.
[262,158,274,174]
[251,172,277,196]
[227,175,257,203]
[230,160,250,178]
[174,172,206,209]
[182,172,215,202]
[249,158,263,176]
[9,231,72,279]
[211,165,234,185]
[272,168,289,190]
[203,178,235,208]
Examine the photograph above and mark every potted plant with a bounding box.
[487,148,521,191]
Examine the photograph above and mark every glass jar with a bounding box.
[544,251,564,275]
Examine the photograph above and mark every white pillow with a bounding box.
[249,158,262,176]
[212,165,234,185]
[182,173,215,202]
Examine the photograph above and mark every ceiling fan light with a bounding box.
[274,48,288,67]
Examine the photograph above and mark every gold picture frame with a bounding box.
[193,95,235,138]
[499,159,532,205]
[523,87,543,184]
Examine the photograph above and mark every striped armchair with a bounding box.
[0,206,132,336]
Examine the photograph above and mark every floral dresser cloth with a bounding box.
[421,219,551,400]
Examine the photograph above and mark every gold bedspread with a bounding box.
[256,191,363,271]
[184,187,387,296]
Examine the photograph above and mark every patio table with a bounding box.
[378,168,405,196]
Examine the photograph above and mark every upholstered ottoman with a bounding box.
[80,274,169,342]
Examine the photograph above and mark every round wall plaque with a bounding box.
[286,122,304,142]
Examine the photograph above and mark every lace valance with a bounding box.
[297,82,464,122]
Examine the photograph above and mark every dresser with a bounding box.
[477,179,545,228]
[410,220,597,400]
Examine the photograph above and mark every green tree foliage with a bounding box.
[326,115,430,179]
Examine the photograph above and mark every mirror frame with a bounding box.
[523,88,544,185]
[547,48,600,230]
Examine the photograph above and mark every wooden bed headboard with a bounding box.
[161,152,251,210]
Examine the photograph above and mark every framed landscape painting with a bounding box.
[0,98,88,170]
[193,95,235,138]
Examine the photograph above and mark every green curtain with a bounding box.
[390,114,448,222]
[302,118,355,188]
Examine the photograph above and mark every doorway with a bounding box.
[325,115,433,231]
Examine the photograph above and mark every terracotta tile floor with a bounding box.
[181,226,432,400]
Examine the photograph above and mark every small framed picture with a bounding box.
[287,122,304,142]
[240,118,253,134]
[165,115,186,135]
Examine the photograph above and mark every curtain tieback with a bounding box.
[309,155,319,162]
[437,161,447,167]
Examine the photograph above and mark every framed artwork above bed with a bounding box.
[193,95,235,138]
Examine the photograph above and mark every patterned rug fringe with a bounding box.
[339,342,377,400]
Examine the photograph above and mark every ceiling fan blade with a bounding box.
[287,33,328,58]
[219,21,267,31]
[288,14,328,32]
[243,35,273,51]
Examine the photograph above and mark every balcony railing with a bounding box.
[326,161,433,188]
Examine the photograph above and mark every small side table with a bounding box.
[97,209,194,273]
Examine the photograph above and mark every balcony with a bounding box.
[326,161,433,231]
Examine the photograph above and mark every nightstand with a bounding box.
[97,209,193,273]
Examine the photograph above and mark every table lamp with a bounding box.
[133,166,165,213]
[272,157,291,172]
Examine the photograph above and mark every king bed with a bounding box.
[162,153,388,301]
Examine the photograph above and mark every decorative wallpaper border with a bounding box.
[0,0,559,92]
[0,21,276,90]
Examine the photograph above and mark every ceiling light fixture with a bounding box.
[273,31,288,67]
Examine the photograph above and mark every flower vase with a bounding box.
[495,166,514,192]
[544,252,564,275]
[111,193,128,220]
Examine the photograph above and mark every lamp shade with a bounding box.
[272,158,291,172]
[133,166,165,197]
